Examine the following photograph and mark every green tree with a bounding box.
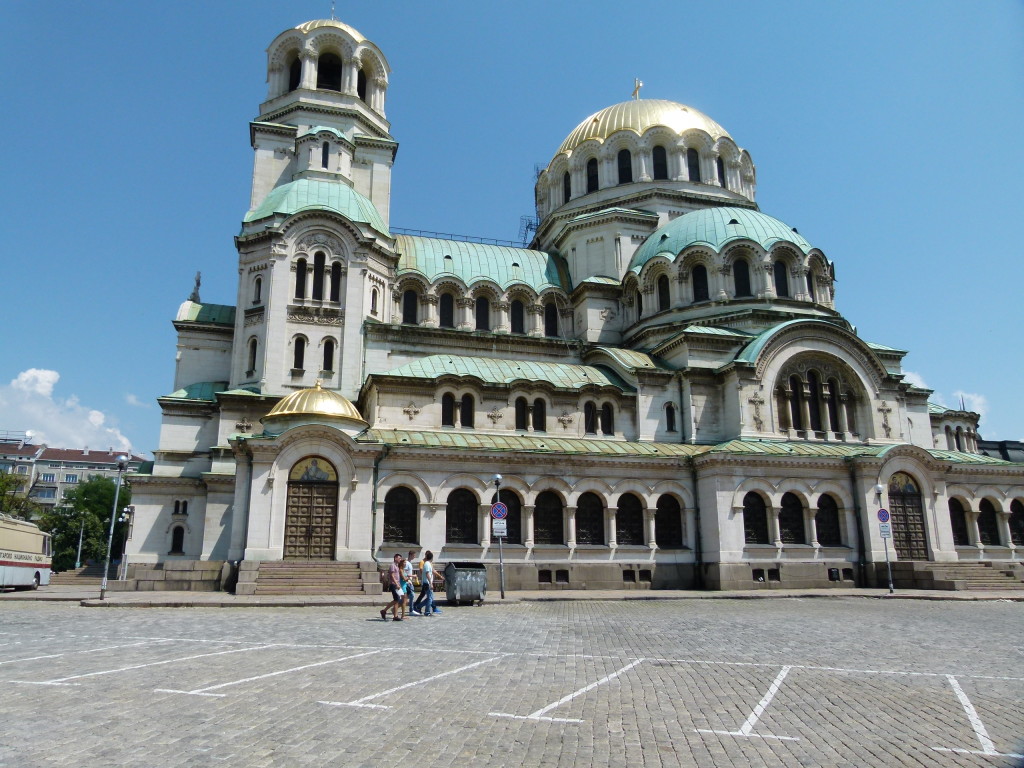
[0,471,43,520]
[37,476,132,573]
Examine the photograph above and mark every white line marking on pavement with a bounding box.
[10,645,274,685]
[0,654,63,666]
[926,674,1022,758]
[156,649,383,697]
[321,655,504,709]
[695,665,799,741]
[490,658,645,723]
[0,640,172,669]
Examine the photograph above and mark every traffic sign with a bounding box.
[492,518,507,537]
[490,502,508,520]
[877,508,890,523]
[879,522,891,539]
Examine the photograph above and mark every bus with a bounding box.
[0,513,52,590]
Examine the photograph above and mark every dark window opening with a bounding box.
[356,69,367,102]
[655,494,683,548]
[534,491,564,545]
[460,394,474,428]
[383,487,417,543]
[322,339,335,372]
[949,498,970,546]
[532,399,546,432]
[170,526,185,555]
[584,402,597,434]
[692,265,709,302]
[441,393,455,427]
[717,156,727,188]
[600,403,614,435]
[652,145,668,180]
[774,260,790,297]
[816,494,842,547]
[576,492,604,545]
[1009,499,1024,545]
[288,58,302,91]
[657,275,670,311]
[402,289,418,325]
[686,148,701,182]
[514,397,528,430]
[562,171,571,205]
[312,252,325,301]
[445,488,478,544]
[475,296,490,331]
[666,403,677,433]
[807,371,823,432]
[329,262,341,303]
[779,492,806,544]
[294,258,307,299]
[253,277,262,305]
[616,493,644,545]
[439,293,455,328]
[617,149,632,184]
[321,141,330,169]
[511,300,525,334]
[316,53,342,91]
[978,499,1001,545]
[586,158,598,193]
[247,339,258,373]
[733,258,751,297]
[293,337,305,370]
[490,491,522,545]
[743,492,769,544]
[544,302,558,337]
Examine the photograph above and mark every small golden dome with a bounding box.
[264,382,366,425]
[293,19,366,42]
[557,99,730,157]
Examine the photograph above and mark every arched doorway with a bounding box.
[888,472,928,560]
[284,456,338,559]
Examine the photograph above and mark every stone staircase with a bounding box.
[250,561,378,596]
[49,564,118,586]
[890,561,1024,591]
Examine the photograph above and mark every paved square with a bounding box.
[1,598,1022,767]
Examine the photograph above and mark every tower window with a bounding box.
[402,290,418,325]
[806,271,816,302]
[586,158,598,193]
[666,403,677,433]
[692,264,709,302]
[733,259,751,297]
[562,171,571,205]
[657,275,670,311]
[253,276,262,305]
[288,57,301,91]
[357,69,367,102]
[515,397,528,430]
[247,338,258,373]
[510,300,525,334]
[294,258,307,299]
[617,149,632,184]
[475,296,490,331]
[717,156,727,189]
[600,404,614,435]
[292,337,305,370]
[460,394,474,428]
[370,288,379,315]
[652,145,668,180]
[584,402,597,434]
[322,339,335,372]
[312,252,325,301]
[321,142,330,170]
[441,393,455,427]
[316,53,342,91]
[439,293,455,328]
[544,302,558,337]
[686,148,701,182]
[774,261,790,297]
[532,399,546,432]
[329,262,342,302]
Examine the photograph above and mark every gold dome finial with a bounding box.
[631,78,643,100]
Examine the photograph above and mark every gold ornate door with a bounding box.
[284,457,338,560]
[888,472,928,561]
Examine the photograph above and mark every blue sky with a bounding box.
[1,1,1022,456]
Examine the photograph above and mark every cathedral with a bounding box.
[127,18,1024,593]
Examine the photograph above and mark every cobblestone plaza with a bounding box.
[1,599,1022,767]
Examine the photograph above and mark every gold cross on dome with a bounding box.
[632,78,643,99]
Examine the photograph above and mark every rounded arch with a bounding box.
[433,473,488,501]
[615,492,645,545]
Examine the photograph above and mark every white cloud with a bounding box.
[953,391,988,420]
[902,371,929,389]
[0,369,134,452]
[125,393,150,408]
[11,369,60,398]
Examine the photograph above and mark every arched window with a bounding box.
[655,495,683,548]
[312,252,326,301]
[514,397,528,430]
[686,148,701,182]
[576,492,604,545]
[562,171,571,204]
[743,492,769,544]
[534,491,564,545]
[636,289,643,318]
[616,493,644,545]
[716,156,727,188]
[807,371,823,432]
[733,258,751,297]
[510,300,525,334]
[692,265,709,302]
[954,427,963,451]
[370,288,379,315]
[826,378,841,432]
[532,399,546,432]
[1009,499,1024,545]
[383,487,417,543]
[322,339,335,372]
[329,263,341,302]
[292,337,305,370]
[288,57,301,91]
[441,393,455,427]
[294,258,307,299]
[773,261,790,298]
[490,491,522,545]
[460,394,474,428]
[544,302,558,337]
[788,374,804,430]
[439,293,455,328]
[600,403,614,435]
[978,499,1001,545]
[617,149,632,184]
[316,53,342,91]
[949,498,970,546]
[652,145,668,180]
[445,488,478,544]
[253,276,262,305]
[816,494,842,547]
[657,275,670,311]
[666,403,677,433]
[806,271,816,302]
[321,141,330,169]
[779,492,806,544]
[356,69,367,102]
[247,338,258,373]
[402,289,418,324]
[475,296,490,331]
[170,526,185,555]
[586,158,599,193]
[584,402,597,434]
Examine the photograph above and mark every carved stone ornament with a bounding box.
[748,392,765,431]
[403,402,420,420]
[557,411,574,429]
[243,309,265,327]
[297,232,342,256]
[600,308,618,321]
[877,400,893,438]
[487,407,503,423]
[236,418,254,434]
[287,306,344,326]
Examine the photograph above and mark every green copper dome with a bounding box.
[244,178,390,236]
[630,207,812,274]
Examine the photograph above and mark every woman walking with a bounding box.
[413,550,442,616]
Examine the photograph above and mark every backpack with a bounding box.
[379,567,391,588]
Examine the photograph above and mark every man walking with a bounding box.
[404,550,420,615]
[413,550,442,616]
[380,553,404,622]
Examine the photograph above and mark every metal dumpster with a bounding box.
[443,561,488,605]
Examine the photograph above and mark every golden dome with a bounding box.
[557,99,730,157]
[293,19,366,42]
[264,382,366,425]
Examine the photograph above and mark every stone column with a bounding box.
[998,512,1012,549]
[421,294,439,328]
[299,50,316,90]
[837,392,850,436]
[638,150,652,182]
[479,504,491,546]
[800,383,813,435]
[495,300,510,334]
[456,297,474,330]
[343,57,358,95]
[523,505,535,547]
[808,509,819,546]
[769,507,782,547]
[566,506,577,547]
[606,508,617,547]
[527,304,543,336]
[645,508,657,548]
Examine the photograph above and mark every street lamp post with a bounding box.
[74,512,85,570]
[117,506,134,581]
[100,455,129,600]
[493,473,506,600]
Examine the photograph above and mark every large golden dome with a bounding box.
[264,382,366,425]
[557,99,730,157]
